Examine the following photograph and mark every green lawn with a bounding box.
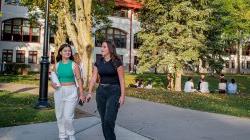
[1,73,249,94]
[0,90,55,127]
[126,88,250,118]
[0,74,40,85]
[125,73,250,94]
[1,73,250,120]
[125,73,250,117]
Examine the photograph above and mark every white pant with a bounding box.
[54,85,78,139]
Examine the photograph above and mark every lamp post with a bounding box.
[36,0,50,108]
[129,9,133,72]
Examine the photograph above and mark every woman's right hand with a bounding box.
[51,82,58,89]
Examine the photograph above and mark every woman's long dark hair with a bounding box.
[103,40,120,61]
[56,44,74,62]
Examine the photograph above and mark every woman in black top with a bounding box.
[87,40,125,140]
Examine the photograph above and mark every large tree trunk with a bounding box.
[54,11,67,54]
[62,0,94,87]
[166,73,174,91]
[82,43,93,87]
[174,70,182,91]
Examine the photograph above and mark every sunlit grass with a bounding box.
[126,88,250,118]
[0,90,55,127]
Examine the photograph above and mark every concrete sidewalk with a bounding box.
[81,96,250,140]
[1,83,250,140]
[0,83,54,95]
[0,117,150,140]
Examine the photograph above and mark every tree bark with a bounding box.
[54,11,67,54]
[62,0,94,87]
[174,70,182,91]
[167,73,174,91]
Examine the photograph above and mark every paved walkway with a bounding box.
[1,83,250,140]
[0,83,150,140]
[80,93,250,140]
[0,117,150,140]
[0,83,54,95]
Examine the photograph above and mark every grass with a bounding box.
[125,73,250,94]
[0,90,55,127]
[126,88,250,118]
[1,73,249,94]
[0,74,40,85]
[1,73,250,119]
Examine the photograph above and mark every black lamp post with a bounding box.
[36,0,50,108]
[129,9,133,72]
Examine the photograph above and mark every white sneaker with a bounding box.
[69,135,76,140]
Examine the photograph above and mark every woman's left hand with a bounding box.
[119,95,125,107]
[79,94,86,103]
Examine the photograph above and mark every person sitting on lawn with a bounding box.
[218,74,227,94]
[137,79,144,88]
[199,79,210,93]
[129,79,140,88]
[184,77,196,93]
[227,79,237,95]
[197,74,205,91]
[145,81,153,89]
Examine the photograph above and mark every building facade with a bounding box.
[0,0,250,74]
[198,44,250,74]
[0,0,141,72]
[0,0,56,72]
[93,0,142,71]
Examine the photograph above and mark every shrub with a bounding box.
[4,63,30,74]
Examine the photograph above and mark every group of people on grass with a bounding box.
[129,79,153,89]
[184,74,238,95]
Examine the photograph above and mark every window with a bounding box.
[95,28,127,48]
[1,18,40,42]
[134,33,142,49]
[133,11,140,20]
[242,61,246,69]
[50,52,55,64]
[16,50,25,63]
[201,60,206,68]
[28,51,37,64]
[2,49,13,63]
[112,8,129,18]
[242,46,250,56]
[247,61,250,69]
[231,60,235,69]
[134,56,139,65]
[5,0,20,5]
[225,61,229,68]
[49,28,55,43]
[225,47,236,55]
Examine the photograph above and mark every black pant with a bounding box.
[96,84,121,140]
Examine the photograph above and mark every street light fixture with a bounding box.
[36,0,50,108]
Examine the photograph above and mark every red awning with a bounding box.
[115,0,142,9]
